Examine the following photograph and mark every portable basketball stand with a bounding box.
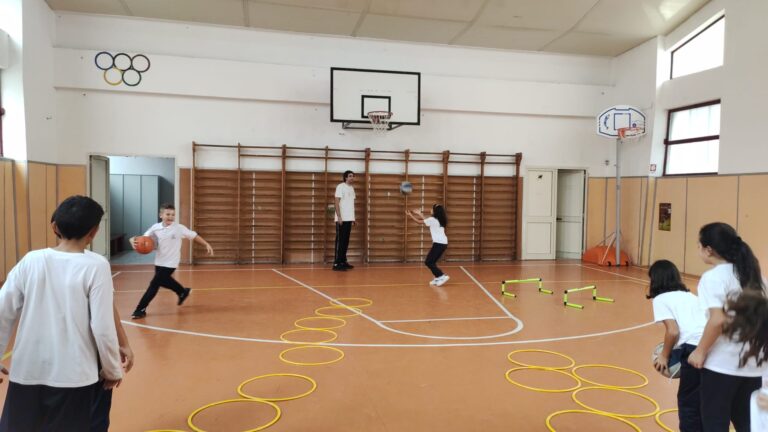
[590,106,646,267]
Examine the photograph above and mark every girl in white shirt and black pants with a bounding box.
[407,205,449,286]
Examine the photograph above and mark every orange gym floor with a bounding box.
[4,261,698,431]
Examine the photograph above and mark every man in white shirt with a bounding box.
[0,196,123,431]
[333,170,356,271]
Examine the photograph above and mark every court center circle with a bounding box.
[237,373,317,402]
[280,328,337,344]
[505,367,581,393]
[279,345,345,366]
[546,409,641,432]
[507,349,575,370]
[187,398,281,432]
[571,364,648,389]
[571,386,660,418]
[294,316,346,330]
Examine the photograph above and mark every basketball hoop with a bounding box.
[367,111,392,132]
[618,124,646,140]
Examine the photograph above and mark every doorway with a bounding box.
[556,170,586,259]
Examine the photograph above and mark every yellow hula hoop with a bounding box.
[329,297,373,308]
[314,306,362,317]
[655,408,678,432]
[506,349,576,370]
[294,316,346,330]
[279,345,345,366]
[280,328,337,344]
[546,409,641,432]
[570,364,649,389]
[237,373,317,402]
[504,367,582,393]
[571,386,660,418]
[187,398,281,432]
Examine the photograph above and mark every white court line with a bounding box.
[111,271,122,278]
[273,269,523,340]
[380,316,510,323]
[579,264,648,285]
[460,266,518,321]
[109,262,585,273]
[120,320,655,348]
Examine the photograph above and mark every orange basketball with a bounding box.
[134,236,154,254]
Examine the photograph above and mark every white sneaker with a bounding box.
[429,278,439,285]
[435,275,450,286]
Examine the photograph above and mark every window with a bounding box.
[671,15,725,79]
[664,100,720,175]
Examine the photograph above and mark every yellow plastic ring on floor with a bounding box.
[507,349,576,370]
[571,386,660,418]
[237,373,317,402]
[279,345,345,366]
[315,306,362,317]
[546,409,641,431]
[187,398,281,432]
[505,367,581,393]
[294,316,346,330]
[280,328,337,344]
[329,297,373,308]
[145,430,188,432]
[571,364,649,389]
[655,408,678,432]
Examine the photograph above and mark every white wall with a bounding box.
[52,13,617,177]
[0,0,26,160]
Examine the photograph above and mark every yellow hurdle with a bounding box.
[563,285,614,309]
[500,278,552,298]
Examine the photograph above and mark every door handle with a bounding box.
[556,218,563,221]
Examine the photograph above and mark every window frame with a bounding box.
[663,99,721,177]
[670,14,725,80]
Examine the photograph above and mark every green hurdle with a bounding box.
[500,278,552,298]
[563,285,614,309]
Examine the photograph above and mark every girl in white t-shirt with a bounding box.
[688,222,767,431]
[406,205,449,286]
[646,259,706,431]
[721,290,768,432]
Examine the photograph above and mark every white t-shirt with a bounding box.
[698,263,768,377]
[652,291,706,347]
[424,217,448,244]
[334,183,356,222]
[145,222,197,268]
[0,249,123,387]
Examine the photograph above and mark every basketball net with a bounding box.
[618,123,646,140]
[367,111,392,133]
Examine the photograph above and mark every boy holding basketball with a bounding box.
[130,203,213,319]
[0,196,123,430]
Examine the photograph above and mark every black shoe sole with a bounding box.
[178,289,191,306]
[131,313,146,319]
[332,267,347,271]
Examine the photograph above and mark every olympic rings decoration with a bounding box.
[95,51,151,87]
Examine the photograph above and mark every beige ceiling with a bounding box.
[46,0,711,56]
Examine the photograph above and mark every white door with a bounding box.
[90,155,110,258]
[556,170,585,259]
[523,169,557,260]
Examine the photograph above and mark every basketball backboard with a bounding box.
[597,105,646,138]
[330,67,420,130]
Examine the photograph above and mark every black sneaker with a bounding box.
[131,309,146,319]
[342,263,354,269]
[332,265,347,271]
[178,288,191,305]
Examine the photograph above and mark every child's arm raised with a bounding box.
[405,209,425,224]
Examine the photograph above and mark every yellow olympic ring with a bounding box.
[655,408,678,432]
[571,386,660,418]
[187,398,280,432]
[278,345,345,366]
[329,297,373,308]
[506,349,576,370]
[103,68,122,86]
[546,409,641,432]
[570,364,648,389]
[280,328,337,344]
[505,367,581,393]
[237,373,317,402]
[294,316,346,330]
[314,306,362,317]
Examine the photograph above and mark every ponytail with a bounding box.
[699,222,764,292]
[723,289,768,367]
